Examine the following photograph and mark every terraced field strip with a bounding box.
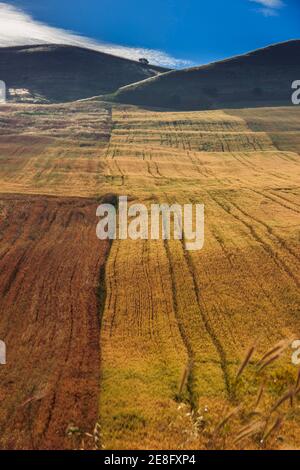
[0,103,299,198]
[110,108,276,152]
[226,107,300,154]
[100,106,300,195]
[99,233,196,449]
[0,101,112,197]
[0,195,111,449]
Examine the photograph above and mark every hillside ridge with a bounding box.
[0,43,169,103]
[108,40,300,110]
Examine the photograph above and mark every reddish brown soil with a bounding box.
[0,194,110,449]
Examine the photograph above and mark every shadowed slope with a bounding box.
[0,44,168,103]
[108,40,300,110]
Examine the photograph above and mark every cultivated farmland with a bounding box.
[0,101,299,449]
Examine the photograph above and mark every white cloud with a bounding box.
[250,0,285,16]
[0,2,190,68]
[251,0,284,6]
[259,7,279,16]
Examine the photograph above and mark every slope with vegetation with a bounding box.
[0,45,168,103]
[107,41,300,110]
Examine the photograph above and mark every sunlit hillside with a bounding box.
[0,100,299,449]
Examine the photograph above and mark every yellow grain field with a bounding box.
[97,105,300,449]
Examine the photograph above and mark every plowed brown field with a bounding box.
[0,194,110,449]
[0,101,299,449]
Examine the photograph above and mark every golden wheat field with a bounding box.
[0,101,299,450]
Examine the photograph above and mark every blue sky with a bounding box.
[1,0,299,66]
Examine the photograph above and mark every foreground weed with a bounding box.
[175,341,300,449]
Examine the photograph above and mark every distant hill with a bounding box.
[0,44,168,103]
[107,40,300,110]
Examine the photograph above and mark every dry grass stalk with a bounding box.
[254,381,265,410]
[257,340,291,373]
[257,341,287,366]
[93,422,102,450]
[178,364,189,397]
[257,353,281,373]
[208,340,299,449]
[209,406,240,449]
[296,368,300,390]
[263,417,283,443]
[213,407,240,436]
[236,346,255,381]
[234,419,265,444]
[271,390,294,413]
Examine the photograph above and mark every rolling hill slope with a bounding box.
[0,44,168,103]
[108,40,300,110]
[0,100,299,449]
